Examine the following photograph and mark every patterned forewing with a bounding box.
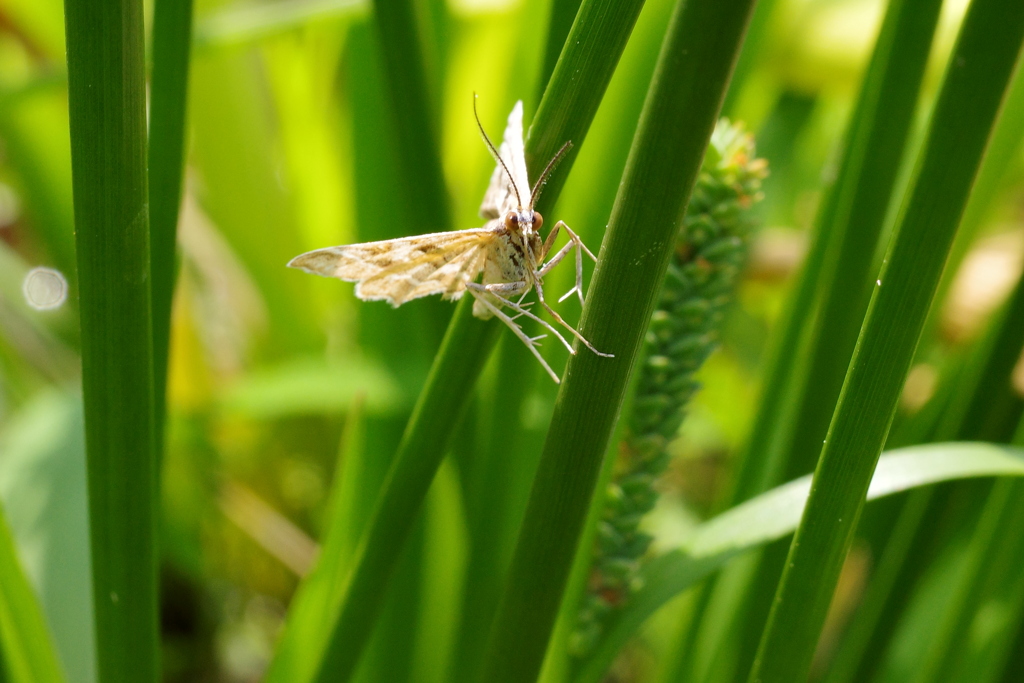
[480,100,531,218]
[288,229,494,306]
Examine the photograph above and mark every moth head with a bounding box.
[504,210,542,233]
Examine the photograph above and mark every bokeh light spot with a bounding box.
[22,267,69,310]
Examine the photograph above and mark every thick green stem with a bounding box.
[478,1,758,681]
[62,0,159,678]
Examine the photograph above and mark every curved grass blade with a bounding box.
[148,0,194,458]
[61,0,159,678]
[748,2,1024,681]
[0,504,64,683]
[477,1,758,681]
[574,442,1024,683]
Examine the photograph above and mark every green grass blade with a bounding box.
[0,504,64,683]
[344,19,449,381]
[448,342,548,683]
[747,2,1024,680]
[728,0,942,505]
[478,1,757,681]
[353,4,452,360]
[939,280,1024,444]
[852,273,1024,683]
[308,301,498,683]
[527,0,646,209]
[918,57,1024,349]
[0,390,94,682]
[61,0,159,678]
[909,478,1024,683]
[264,402,364,683]
[573,442,1024,683]
[720,0,778,116]
[821,490,935,683]
[536,0,583,100]
[285,0,650,678]
[778,0,943,481]
[679,2,945,677]
[822,268,1024,683]
[370,0,451,234]
[0,82,77,291]
[148,0,194,455]
[944,488,1024,683]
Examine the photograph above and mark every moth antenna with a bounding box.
[529,139,573,210]
[474,93,523,210]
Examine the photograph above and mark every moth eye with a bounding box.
[504,211,519,230]
[533,212,543,230]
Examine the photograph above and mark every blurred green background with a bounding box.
[1,0,1022,681]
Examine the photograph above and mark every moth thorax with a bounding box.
[503,209,544,233]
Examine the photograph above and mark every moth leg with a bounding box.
[537,240,573,277]
[469,282,576,355]
[508,299,535,321]
[468,288,561,384]
[533,282,614,358]
[538,240,581,305]
[541,220,562,260]
[539,221,595,307]
[559,221,598,261]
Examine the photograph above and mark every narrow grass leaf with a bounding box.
[778,0,944,482]
[308,302,498,683]
[0,391,94,681]
[748,3,1024,681]
[264,401,364,683]
[61,0,159,678]
[878,272,1024,683]
[824,268,1024,683]
[536,0,584,101]
[478,1,758,681]
[148,0,194,455]
[0,505,64,683]
[526,0,646,207]
[370,0,451,236]
[576,443,1024,683]
[728,0,942,505]
[909,479,1024,683]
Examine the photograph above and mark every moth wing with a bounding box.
[288,229,494,307]
[480,100,531,219]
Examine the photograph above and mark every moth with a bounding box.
[288,98,610,383]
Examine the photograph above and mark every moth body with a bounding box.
[287,99,610,383]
